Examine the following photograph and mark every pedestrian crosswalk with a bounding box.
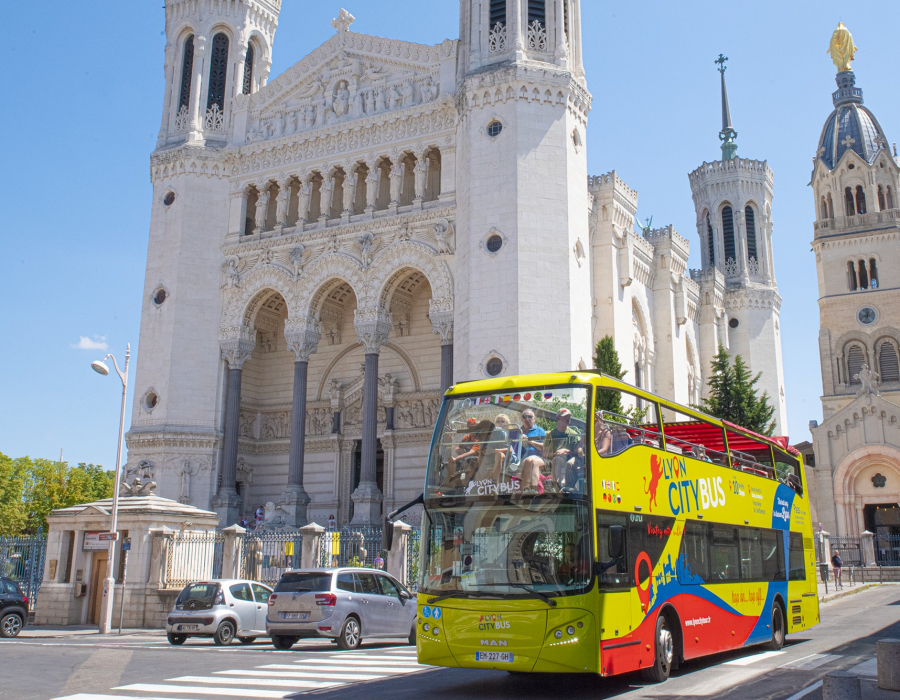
[52,647,428,700]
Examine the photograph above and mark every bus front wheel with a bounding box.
[641,615,674,683]
[767,603,785,651]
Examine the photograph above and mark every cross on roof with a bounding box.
[841,135,857,148]
[715,54,728,74]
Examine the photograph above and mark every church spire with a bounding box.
[715,54,738,160]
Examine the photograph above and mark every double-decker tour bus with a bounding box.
[410,371,818,681]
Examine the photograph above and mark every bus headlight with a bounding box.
[554,630,562,639]
[433,627,440,635]
[423,623,430,631]
[567,626,575,635]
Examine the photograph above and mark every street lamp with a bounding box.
[91,343,130,634]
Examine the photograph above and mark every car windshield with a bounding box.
[176,583,219,605]
[275,572,332,593]
[420,500,593,597]
[426,386,589,499]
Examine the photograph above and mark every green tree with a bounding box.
[699,345,776,435]
[593,335,626,415]
[0,453,115,535]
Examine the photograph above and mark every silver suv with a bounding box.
[166,579,273,646]
[267,568,416,650]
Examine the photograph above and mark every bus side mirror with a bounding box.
[608,525,625,560]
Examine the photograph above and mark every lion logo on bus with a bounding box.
[644,455,663,512]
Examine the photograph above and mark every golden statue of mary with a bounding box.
[827,22,857,72]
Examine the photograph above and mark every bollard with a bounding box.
[877,638,900,691]
[823,671,860,700]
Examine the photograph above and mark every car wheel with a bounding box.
[271,635,295,651]
[337,617,361,650]
[767,603,785,651]
[238,636,257,645]
[167,633,187,645]
[0,613,23,638]
[213,620,236,646]
[640,614,674,683]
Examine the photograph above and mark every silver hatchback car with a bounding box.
[166,579,273,646]
[266,568,416,650]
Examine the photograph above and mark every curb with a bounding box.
[820,582,886,604]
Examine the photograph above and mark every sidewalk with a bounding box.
[816,579,899,603]
[19,625,166,639]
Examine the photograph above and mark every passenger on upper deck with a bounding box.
[520,409,583,493]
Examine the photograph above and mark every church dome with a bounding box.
[817,71,888,170]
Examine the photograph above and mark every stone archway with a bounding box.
[833,445,900,536]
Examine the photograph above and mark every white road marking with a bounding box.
[296,657,421,666]
[166,676,343,689]
[262,663,423,674]
[783,680,823,700]
[216,669,384,681]
[114,684,291,698]
[53,696,205,700]
[847,658,877,677]
[780,653,842,670]
[723,650,786,666]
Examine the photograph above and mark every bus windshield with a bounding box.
[425,386,589,499]
[420,500,593,597]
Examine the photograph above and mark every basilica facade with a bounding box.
[126,0,786,527]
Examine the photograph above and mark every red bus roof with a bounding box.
[658,420,799,457]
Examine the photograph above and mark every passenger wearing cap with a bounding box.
[520,409,582,492]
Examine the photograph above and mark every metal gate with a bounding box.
[0,535,47,610]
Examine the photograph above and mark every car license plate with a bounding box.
[475,652,513,662]
[178,624,199,631]
[284,612,308,620]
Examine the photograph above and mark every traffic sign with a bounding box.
[98,532,119,541]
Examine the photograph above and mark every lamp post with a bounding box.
[91,343,130,634]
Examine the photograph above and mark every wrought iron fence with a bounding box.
[828,536,862,566]
[240,532,304,587]
[0,535,46,609]
[164,532,224,589]
[875,534,900,566]
[318,526,384,568]
[406,528,420,591]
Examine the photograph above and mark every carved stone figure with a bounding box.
[314,98,326,127]
[273,113,285,138]
[414,157,428,199]
[364,90,375,114]
[320,176,334,217]
[120,477,157,498]
[302,104,315,130]
[352,91,364,118]
[854,363,880,397]
[376,88,387,113]
[329,378,343,401]
[333,81,350,116]
[366,167,379,209]
[222,256,241,288]
[286,111,298,136]
[359,232,375,267]
[389,161,404,203]
[420,77,437,102]
[179,459,199,504]
[290,245,306,277]
[275,186,290,227]
[401,81,415,108]
[389,85,402,110]
[431,218,454,254]
[254,190,269,231]
[343,170,357,213]
[828,22,857,72]
[298,180,313,222]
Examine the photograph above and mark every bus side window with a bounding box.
[709,525,741,582]
[679,520,710,584]
[595,388,661,456]
[775,454,804,496]
[739,529,764,580]
[759,529,786,581]
[788,532,806,581]
[596,512,629,586]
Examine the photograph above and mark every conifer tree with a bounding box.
[699,345,776,435]
[594,336,625,415]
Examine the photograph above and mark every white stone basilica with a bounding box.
[126,0,787,527]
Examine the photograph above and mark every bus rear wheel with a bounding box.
[641,615,674,683]
[767,603,785,651]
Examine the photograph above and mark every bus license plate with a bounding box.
[476,652,513,662]
[284,612,308,620]
[178,624,199,631]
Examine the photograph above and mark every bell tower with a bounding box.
[454,0,593,379]
[688,55,787,433]
[127,0,281,518]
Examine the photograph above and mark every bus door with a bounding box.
[596,512,632,672]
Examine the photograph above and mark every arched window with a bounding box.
[855,185,867,215]
[490,0,507,28]
[827,192,834,218]
[178,35,195,111]
[745,205,758,261]
[870,259,879,289]
[845,187,855,216]
[887,186,895,210]
[847,261,858,291]
[847,345,865,385]
[242,44,254,96]
[879,341,900,382]
[821,197,829,220]
[722,205,736,262]
[244,187,258,236]
[706,212,715,266]
[858,260,869,290]
[206,33,230,111]
[878,185,886,211]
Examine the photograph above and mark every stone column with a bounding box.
[157,43,176,147]
[283,322,321,528]
[877,639,900,691]
[351,308,392,525]
[221,524,246,579]
[212,340,253,526]
[512,0,526,59]
[553,0,568,67]
[431,304,454,392]
[387,520,412,586]
[861,530,876,566]
[188,35,208,140]
[300,522,326,568]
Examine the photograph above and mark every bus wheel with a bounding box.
[641,615,674,683]
[767,603,785,651]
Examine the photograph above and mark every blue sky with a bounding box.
[1,1,897,468]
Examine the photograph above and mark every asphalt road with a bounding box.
[2,585,898,700]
